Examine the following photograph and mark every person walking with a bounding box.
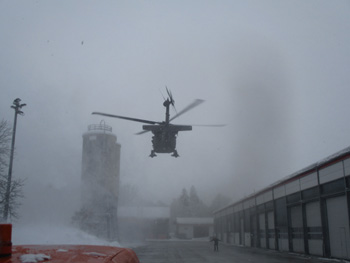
[210,236,221,252]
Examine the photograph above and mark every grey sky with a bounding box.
[1,1,350,221]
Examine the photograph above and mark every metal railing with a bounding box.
[88,120,112,132]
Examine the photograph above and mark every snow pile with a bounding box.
[82,252,107,257]
[12,224,121,247]
[20,253,51,263]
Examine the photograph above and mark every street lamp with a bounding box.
[3,98,26,221]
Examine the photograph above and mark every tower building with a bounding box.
[79,121,121,240]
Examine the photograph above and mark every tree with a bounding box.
[171,186,211,218]
[189,185,200,205]
[170,188,191,218]
[179,188,190,216]
[0,120,24,221]
[189,185,210,217]
[179,188,190,207]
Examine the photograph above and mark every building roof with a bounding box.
[214,145,350,214]
[176,217,214,225]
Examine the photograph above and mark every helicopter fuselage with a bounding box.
[143,124,192,157]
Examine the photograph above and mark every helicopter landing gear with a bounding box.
[150,150,157,158]
[171,150,179,158]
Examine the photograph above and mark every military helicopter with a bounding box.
[92,89,224,157]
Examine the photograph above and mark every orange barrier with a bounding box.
[0,223,139,262]
[0,245,140,263]
[0,224,12,257]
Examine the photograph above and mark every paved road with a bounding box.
[133,241,330,263]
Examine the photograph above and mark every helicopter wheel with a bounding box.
[171,150,179,158]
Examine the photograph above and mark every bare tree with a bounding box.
[0,119,24,221]
[0,174,24,220]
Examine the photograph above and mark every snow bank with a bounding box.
[12,224,121,247]
[20,253,51,263]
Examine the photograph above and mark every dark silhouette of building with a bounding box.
[213,146,350,260]
[79,121,121,240]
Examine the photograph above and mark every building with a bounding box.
[118,206,170,242]
[175,217,214,239]
[213,146,350,260]
[79,121,121,240]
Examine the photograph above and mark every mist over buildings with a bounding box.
[0,1,349,237]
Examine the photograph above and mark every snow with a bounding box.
[20,253,51,263]
[12,223,121,247]
[56,249,68,252]
[82,252,107,257]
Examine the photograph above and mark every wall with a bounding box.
[214,147,350,260]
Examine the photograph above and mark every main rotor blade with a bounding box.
[191,124,226,127]
[166,86,172,100]
[166,87,174,103]
[169,99,204,122]
[135,130,151,135]
[92,112,160,125]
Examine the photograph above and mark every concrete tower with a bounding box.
[80,121,121,240]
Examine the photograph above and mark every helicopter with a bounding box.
[92,89,224,158]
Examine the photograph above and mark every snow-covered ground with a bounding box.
[12,223,121,247]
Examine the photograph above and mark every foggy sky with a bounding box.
[1,1,350,223]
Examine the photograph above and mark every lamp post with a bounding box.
[3,98,26,221]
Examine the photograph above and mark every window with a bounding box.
[319,161,344,184]
[321,178,345,195]
[287,192,301,204]
[302,186,319,201]
[275,197,288,227]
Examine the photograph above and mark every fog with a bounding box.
[1,0,350,242]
